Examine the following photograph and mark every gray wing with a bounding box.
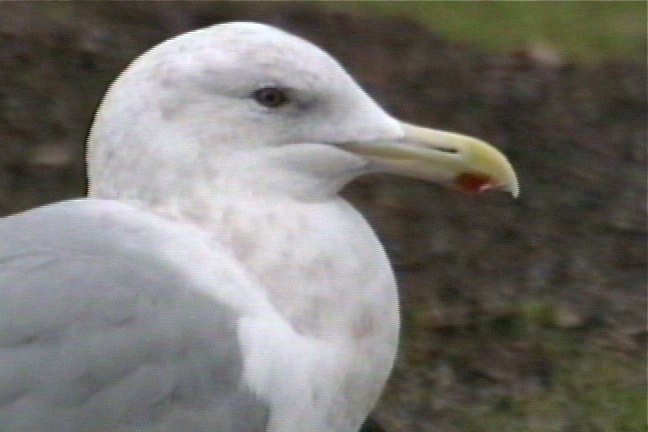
[0,200,269,432]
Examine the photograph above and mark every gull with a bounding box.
[0,22,518,432]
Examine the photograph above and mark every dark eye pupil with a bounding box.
[253,87,288,108]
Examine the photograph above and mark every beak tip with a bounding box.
[506,175,520,198]
[508,169,520,198]
[510,186,520,199]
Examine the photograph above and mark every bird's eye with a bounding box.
[252,87,289,108]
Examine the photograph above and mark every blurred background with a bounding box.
[0,2,645,431]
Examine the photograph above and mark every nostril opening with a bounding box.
[432,147,459,154]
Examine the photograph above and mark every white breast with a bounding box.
[182,194,400,431]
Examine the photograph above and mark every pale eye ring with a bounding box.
[252,87,289,108]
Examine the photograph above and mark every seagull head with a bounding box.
[88,22,518,203]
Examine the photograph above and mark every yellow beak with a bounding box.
[346,121,519,197]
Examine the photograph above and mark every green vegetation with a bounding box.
[403,300,646,431]
[456,339,645,432]
[324,1,646,63]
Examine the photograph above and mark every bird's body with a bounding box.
[161,191,400,430]
[0,199,269,432]
[0,22,517,431]
[0,197,395,431]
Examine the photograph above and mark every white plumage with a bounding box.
[0,22,517,432]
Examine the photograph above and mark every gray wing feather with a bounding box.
[0,200,269,432]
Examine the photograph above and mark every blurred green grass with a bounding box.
[324,1,646,63]
[455,335,645,432]
[404,299,646,432]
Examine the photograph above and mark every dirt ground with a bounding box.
[0,3,645,431]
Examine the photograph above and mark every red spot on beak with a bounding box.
[454,173,496,193]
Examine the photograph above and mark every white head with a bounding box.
[88,22,517,204]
